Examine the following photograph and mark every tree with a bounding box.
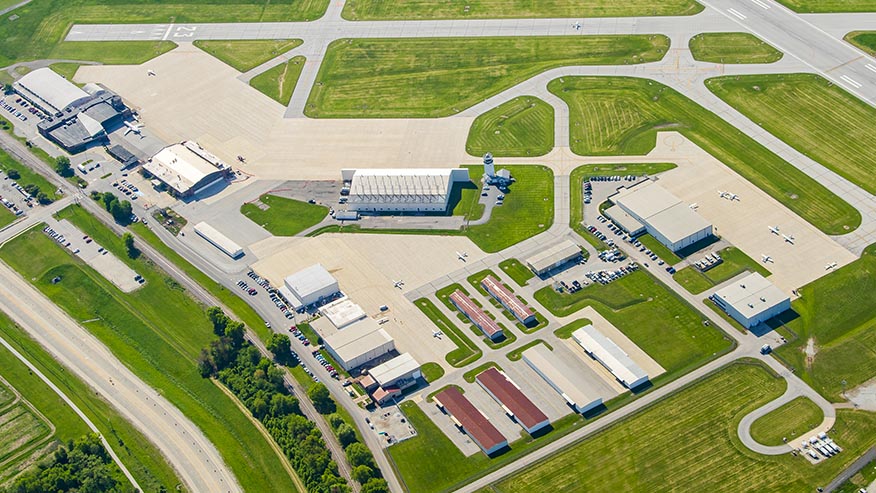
[266,333,291,363]
[224,321,245,347]
[122,232,138,259]
[197,349,215,377]
[110,199,132,224]
[54,156,71,176]
[206,306,228,335]
[2,83,12,95]
[36,192,50,204]
[351,465,374,485]
[360,478,389,493]
[269,393,299,417]
[23,183,39,196]
[336,423,357,448]
[327,413,345,430]
[101,191,116,210]
[345,442,374,469]
[6,168,19,179]
[308,383,334,414]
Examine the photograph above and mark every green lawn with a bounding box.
[0,0,328,67]
[420,362,444,382]
[553,318,593,340]
[845,31,876,56]
[306,35,669,118]
[193,39,302,72]
[491,361,876,493]
[49,62,82,80]
[535,270,731,373]
[415,298,482,367]
[50,41,177,65]
[0,148,59,201]
[0,313,181,490]
[673,246,770,294]
[466,165,554,253]
[688,33,783,64]
[707,73,876,196]
[342,0,702,20]
[776,0,876,12]
[466,96,554,157]
[569,162,677,248]
[776,244,876,401]
[1,207,299,493]
[550,76,860,235]
[498,258,534,286]
[637,233,680,263]
[505,339,551,361]
[462,361,502,383]
[240,194,328,236]
[0,205,16,229]
[749,397,824,447]
[250,56,306,105]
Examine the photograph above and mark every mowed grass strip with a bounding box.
[0,312,182,490]
[415,298,482,367]
[749,397,824,446]
[466,96,554,157]
[0,0,328,67]
[193,39,302,72]
[250,56,306,105]
[707,73,876,196]
[535,270,731,373]
[492,361,876,493]
[342,0,702,20]
[775,0,876,12]
[498,258,534,287]
[673,246,769,294]
[776,244,876,401]
[306,35,670,118]
[50,41,177,65]
[240,193,328,236]
[845,31,876,56]
[688,32,783,64]
[550,76,860,234]
[0,213,298,492]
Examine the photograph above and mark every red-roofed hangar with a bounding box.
[476,367,549,434]
[481,275,536,325]
[449,290,504,340]
[434,387,507,455]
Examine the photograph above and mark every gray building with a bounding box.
[526,240,582,277]
[711,272,790,329]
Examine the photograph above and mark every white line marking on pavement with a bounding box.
[728,8,747,20]
[161,24,174,41]
[750,0,770,9]
[866,64,876,74]
[841,75,863,89]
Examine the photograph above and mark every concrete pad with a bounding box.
[248,233,489,371]
[500,359,575,423]
[75,45,473,180]
[574,306,666,379]
[417,398,482,457]
[461,382,527,444]
[47,219,141,293]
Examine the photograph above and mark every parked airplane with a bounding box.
[392,279,404,289]
[783,234,795,244]
[123,121,144,136]
[769,225,780,235]
[146,69,156,76]
[825,262,838,271]
[689,203,698,210]
[761,254,773,263]
[572,21,582,30]
[432,330,443,339]
[456,251,468,261]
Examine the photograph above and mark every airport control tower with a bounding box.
[483,152,514,188]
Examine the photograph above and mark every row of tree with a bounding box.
[2,434,133,493]
[89,191,132,225]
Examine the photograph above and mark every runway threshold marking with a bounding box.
[750,0,770,9]
[728,8,747,20]
[840,75,863,89]
[866,64,876,74]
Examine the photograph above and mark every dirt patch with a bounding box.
[804,337,817,370]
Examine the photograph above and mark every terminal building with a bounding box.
[522,344,607,414]
[606,180,712,252]
[434,386,508,455]
[525,240,582,278]
[279,264,340,311]
[14,68,92,115]
[449,290,504,341]
[481,275,535,325]
[340,168,470,213]
[323,318,395,371]
[572,325,649,389]
[711,272,790,328]
[476,367,550,435]
[143,141,230,197]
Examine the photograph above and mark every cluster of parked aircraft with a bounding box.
[717,190,739,201]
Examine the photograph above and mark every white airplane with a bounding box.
[783,234,795,244]
[146,69,156,76]
[717,190,725,198]
[727,193,739,201]
[123,121,144,136]
[768,225,780,235]
[689,203,699,210]
[432,330,443,339]
[572,21,582,30]
[825,262,838,271]
[392,279,404,289]
[456,251,468,261]
[761,254,773,263]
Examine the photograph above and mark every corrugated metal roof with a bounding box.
[476,367,548,431]
[481,275,533,321]
[449,290,502,338]
[435,387,506,453]
[572,325,648,388]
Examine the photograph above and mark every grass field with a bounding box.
[50,41,177,65]
[0,206,300,493]
[569,163,676,247]
[0,205,15,229]
[306,36,669,118]
[342,0,703,20]
[749,397,824,447]
[673,246,770,294]
[0,376,54,484]
[48,62,82,81]
[553,318,593,339]
[0,0,327,67]
[466,96,554,157]
[776,244,876,401]
[193,39,301,72]
[498,259,534,286]
[535,270,731,373]
[775,0,876,12]
[466,165,554,253]
[0,311,181,490]
[491,361,876,493]
[845,31,876,55]
[550,76,860,235]
[707,73,876,196]
[505,339,551,361]
[250,56,306,105]
[420,362,444,382]
[240,194,328,236]
[637,233,680,263]
[688,33,783,64]
[415,298,482,367]
[0,148,59,201]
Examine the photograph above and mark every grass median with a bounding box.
[193,39,302,72]
[673,246,769,294]
[775,0,876,12]
[550,76,860,235]
[250,56,306,105]
[498,258,534,286]
[689,32,782,64]
[749,397,824,447]
[466,96,554,157]
[241,193,328,236]
[846,31,876,56]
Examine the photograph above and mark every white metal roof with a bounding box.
[324,318,393,363]
[604,205,645,234]
[193,222,243,258]
[369,353,420,386]
[572,325,648,388]
[345,168,468,204]
[144,142,226,195]
[713,272,789,319]
[15,68,90,113]
[526,240,581,272]
[284,264,338,299]
[76,112,104,138]
[612,181,711,244]
[319,298,366,329]
[521,344,607,409]
[645,203,713,244]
